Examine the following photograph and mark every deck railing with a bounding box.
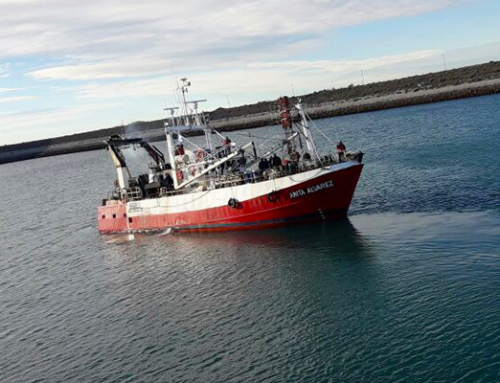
[111,154,346,202]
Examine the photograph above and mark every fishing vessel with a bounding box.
[98,80,364,233]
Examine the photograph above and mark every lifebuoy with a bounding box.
[228,198,238,209]
[267,192,279,203]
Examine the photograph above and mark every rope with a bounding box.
[230,131,273,140]
[303,110,337,147]
[178,133,218,161]
[163,189,213,208]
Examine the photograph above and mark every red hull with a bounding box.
[98,164,363,233]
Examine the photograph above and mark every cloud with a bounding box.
[65,49,443,103]
[30,58,174,81]
[0,110,20,116]
[0,63,10,78]
[73,77,174,99]
[0,95,37,103]
[5,0,472,81]
[0,0,487,144]
[0,87,31,93]
[249,50,440,74]
[0,102,119,137]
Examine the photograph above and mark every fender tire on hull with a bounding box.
[267,192,279,203]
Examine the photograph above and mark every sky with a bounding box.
[1,0,500,145]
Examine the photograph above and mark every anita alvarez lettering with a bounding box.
[289,180,334,199]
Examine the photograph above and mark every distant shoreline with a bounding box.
[211,79,500,131]
[2,61,500,165]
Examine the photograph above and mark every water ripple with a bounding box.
[1,96,500,382]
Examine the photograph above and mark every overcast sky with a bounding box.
[1,0,499,144]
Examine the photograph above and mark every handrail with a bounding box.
[117,154,345,202]
[175,142,253,190]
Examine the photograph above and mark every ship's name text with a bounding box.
[289,180,334,199]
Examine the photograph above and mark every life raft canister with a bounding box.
[228,198,238,209]
[267,192,279,203]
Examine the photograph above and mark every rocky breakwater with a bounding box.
[304,79,500,119]
[2,77,500,165]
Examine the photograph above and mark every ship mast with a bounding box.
[178,78,191,126]
[186,99,211,151]
[164,106,179,127]
[296,100,319,159]
[277,96,297,155]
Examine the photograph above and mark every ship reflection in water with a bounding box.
[102,218,375,262]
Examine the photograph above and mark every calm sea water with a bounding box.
[1,95,500,383]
